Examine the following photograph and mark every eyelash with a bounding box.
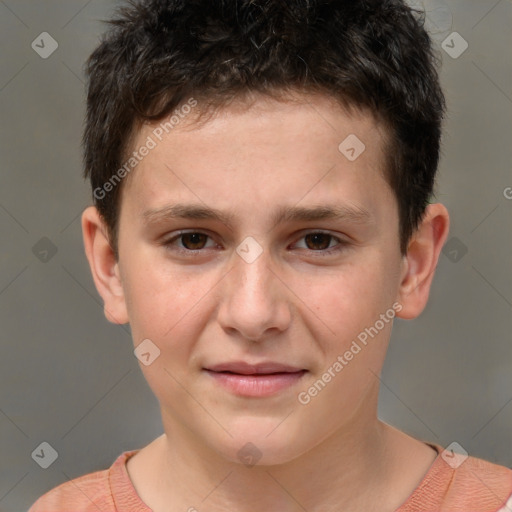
[161,230,348,257]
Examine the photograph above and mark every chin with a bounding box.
[213,418,312,467]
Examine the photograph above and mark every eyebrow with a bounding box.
[141,203,374,230]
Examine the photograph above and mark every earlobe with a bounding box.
[81,206,129,325]
[396,203,450,320]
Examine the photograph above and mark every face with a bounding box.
[112,94,407,464]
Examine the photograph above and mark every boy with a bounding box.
[30,0,512,510]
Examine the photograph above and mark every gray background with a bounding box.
[0,1,511,510]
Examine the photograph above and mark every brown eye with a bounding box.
[179,232,209,250]
[292,231,347,257]
[163,231,215,253]
[303,233,334,250]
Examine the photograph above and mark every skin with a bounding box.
[82,92,450,512]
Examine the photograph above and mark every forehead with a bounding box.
[120,93,393,222]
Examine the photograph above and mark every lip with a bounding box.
[205,361,304,374]
[203,361,307,397]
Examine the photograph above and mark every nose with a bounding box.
[216,244,292,342]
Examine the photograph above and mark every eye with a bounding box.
[292,231,346,255]
[163,231,217,252]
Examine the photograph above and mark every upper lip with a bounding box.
[205,361,305,375]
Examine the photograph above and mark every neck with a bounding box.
[151,385,407,512]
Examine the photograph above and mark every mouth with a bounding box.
[203,361,307,397]
[205,361,305,374]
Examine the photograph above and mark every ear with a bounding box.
[396,203,450,319]
[81,206,129,325]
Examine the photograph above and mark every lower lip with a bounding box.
[204,370,307,397]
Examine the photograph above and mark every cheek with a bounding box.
[295,258,395,342]
[293,263,397,420]
[121,254,212,346]
[123,263,212,399]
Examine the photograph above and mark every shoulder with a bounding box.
[399,444,512,512]
[444,454,512,511]
[28,451,137,512]
[28,469,112,512]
